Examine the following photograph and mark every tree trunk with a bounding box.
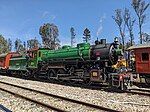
[139,18,142,44]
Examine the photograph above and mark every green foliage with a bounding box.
[27,37,40,50]
[39,23,60,49]
[132,0,150,44]
[14,38,26,55]
[83,28,91,43]
[7,38,12,52]
[0,35,9,54]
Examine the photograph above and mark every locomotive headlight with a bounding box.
[92,72,98,77]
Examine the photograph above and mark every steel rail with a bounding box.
[0,80,119,112]
[124,90,150,97]
[0,86,66,112]
[0,104,12,112]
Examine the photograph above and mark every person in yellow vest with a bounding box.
[112,56,127,70]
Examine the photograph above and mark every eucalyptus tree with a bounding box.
[27,37,40,49]
[112,9,126,51]
[39,23,60,49]
[7,38,12,52]
[14,38,26,55]
[124,8,136,46]
[0,35,9,54]
[132,0,149,44]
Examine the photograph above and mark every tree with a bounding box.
[132,0,149,44]
[70,27,76,47]
[0,35,9,54]
[7,38,12,52]
[83,28,91,43]
[39,23,60,49]
[124,8,136,46]
[27,37,40,50]
[112,9,126,51]
[14,38,25,55]
[23,41,26,49]
[142,33,150,43]
[14,38,22,52]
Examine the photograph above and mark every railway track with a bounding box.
[0,104,12,112]
[0,81,119,112]
[125,88,150,97]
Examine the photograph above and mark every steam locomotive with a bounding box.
[0,38,124,89]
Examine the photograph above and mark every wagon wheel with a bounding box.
[57,69,65,83]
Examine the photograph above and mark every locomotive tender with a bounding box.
[0,38,123,88]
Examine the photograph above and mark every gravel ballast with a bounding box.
[0,90,51,112]
[0,75,150,112]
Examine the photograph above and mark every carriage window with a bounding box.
[142,53,149,61]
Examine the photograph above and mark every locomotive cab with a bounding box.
[27,48,39,69]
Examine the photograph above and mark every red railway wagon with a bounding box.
[129,44,150,84]
[0,52,19,73]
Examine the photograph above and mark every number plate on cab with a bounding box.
[92,72,98,76]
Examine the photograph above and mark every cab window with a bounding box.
[141,53,149,61]
[28,52,34,59]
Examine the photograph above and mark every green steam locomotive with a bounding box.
[6,38,122,86]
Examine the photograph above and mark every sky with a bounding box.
[0,0,150,47]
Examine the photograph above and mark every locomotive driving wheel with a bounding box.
[57,69,65,83]
[47,69,57,81]
[82,78,91,86]
[23,71,31,79]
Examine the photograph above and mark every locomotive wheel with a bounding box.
[57,69,65,83]
[23,71,31,79]
[82,78,91,86]
[67,79,76,85]
[19,71,24,78]
[47,69,57,81]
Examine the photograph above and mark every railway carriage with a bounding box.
[0,52,19,73]
[128,44,150,84]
